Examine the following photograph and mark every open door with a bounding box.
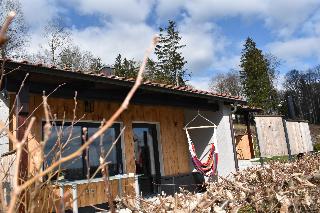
[133,123,161,196]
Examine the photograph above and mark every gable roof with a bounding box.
[1,59,245,104]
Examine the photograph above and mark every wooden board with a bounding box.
[299,122,313,152]
[235,134,253,160]
[255,116,288,157]
[27,95,190,176]
[285,121,313,154]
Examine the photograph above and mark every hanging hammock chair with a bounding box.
[184,111,218,177]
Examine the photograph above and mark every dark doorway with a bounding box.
[133,123,161,196]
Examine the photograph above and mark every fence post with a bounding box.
[229,114,239,171]
[282,118,292,161]
[253,117,264,166]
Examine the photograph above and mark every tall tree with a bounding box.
[240,37,277,113]
[209,70,242,96]
[0,0,29,58]
[113,54,139,78]
[282,68,320,124]
[35,18,103,72]
[149,20,188,86]
[41,19,71,65]
[59,45,104,73]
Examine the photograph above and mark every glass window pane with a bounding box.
[133,128,155,175]
[88,126,120,176]
[44,125,82,180]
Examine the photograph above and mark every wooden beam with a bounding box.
[229,114,239,171]
[244,112,255,159]
[16,80,29,212]
[7,80,221,111]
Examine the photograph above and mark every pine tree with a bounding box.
[113,54,139,78]
[114,54,123,75]
[150,20,188,86]
[240,37,277,112]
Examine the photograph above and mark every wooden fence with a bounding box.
[255,116,288,157]
[285,121,313,155]
[254,116,313,157]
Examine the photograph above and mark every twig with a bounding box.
[7,117,36,213]
[0,11,16,46]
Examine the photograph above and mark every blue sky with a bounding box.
[20,0,320,90]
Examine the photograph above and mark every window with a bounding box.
[44,122,122,181]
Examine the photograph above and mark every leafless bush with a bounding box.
[0,10,159,212]
[119,154,320,212]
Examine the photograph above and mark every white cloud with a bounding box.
[263,0,320,37]
[302,9,320,36]
[268,37,320,61]
[19,0,320,86]
[179,0,320,38]
[70,21,157,64]
[189,76,211,91]
[211,55,241,72]
[155,0,187,20]
[179,18,231,74]
[69,0,155,23]
[20,0,60,29]
[267,36,320,71]
[185,0,266,21]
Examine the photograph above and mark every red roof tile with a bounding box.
[2,59,244,102]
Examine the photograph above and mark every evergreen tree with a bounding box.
[113,54,139,78]
[240,37,277,112]
[150,20,188,86]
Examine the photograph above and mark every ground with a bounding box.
[310,124,320,144]
[310,124,320,150]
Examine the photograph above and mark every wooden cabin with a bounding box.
[0,60,245,211]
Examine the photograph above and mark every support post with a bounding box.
[134,175,140,209]
[59,185,65,211]
[229,114,239,171]
[282,118,292,161]
[71,184,78,213]
[253,118,264,166]
[16,80,29,213]
[118,175,122,198]
[244,112,255,158]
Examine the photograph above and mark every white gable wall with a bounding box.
[184,102,236,177]
[0,92,10,156]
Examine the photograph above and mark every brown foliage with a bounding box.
[120,154,320,212]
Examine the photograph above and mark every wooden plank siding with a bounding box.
[235,134,253,160]
[255,116,288,157]
[285,121,313,154]
[9,94,190,208]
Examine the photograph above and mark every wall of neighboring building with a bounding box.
[0,92,9,156]
[184,103,237,177]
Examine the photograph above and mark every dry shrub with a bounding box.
[120,154,320,213]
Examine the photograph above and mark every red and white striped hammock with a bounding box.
[184,112,219,177]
